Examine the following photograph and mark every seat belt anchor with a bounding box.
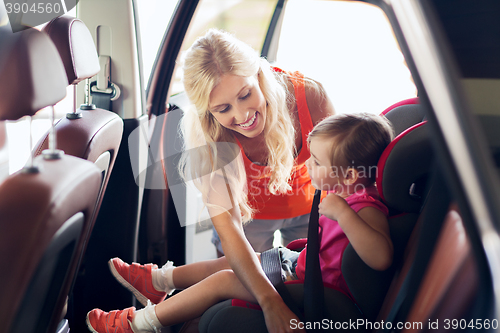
[90,55,121,101]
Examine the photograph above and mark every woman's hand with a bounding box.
[318,192,351,221]
[261,296,306,333]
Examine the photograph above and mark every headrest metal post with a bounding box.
[80,77,96,111]
[22,116,39,174]
[42,106,64,160]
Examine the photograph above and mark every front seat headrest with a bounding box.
[43,16,100,85]
[0,28,67,121]
[376,122,433,213]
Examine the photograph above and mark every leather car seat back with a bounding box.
[0,27,102,333]
[34,15,124,229]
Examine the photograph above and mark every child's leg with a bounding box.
[155,269,257,326]
[170,256,232,289]
[110,254,260,307]
[159,253,262,289]
[89,257,264,332]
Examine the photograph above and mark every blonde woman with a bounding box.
[88,29,334,333]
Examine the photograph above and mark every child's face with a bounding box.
[306,136,343,192]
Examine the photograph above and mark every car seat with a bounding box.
[196,116,433,332]
[30,15,125,330]
[34,15,124,227]
[380,97,424,136]
[374,107,484,331]
[0,28,102,333]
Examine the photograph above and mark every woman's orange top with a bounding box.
[236,70,316,220]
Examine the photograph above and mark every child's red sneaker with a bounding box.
[109,258,167,306]
[86,307,136,333]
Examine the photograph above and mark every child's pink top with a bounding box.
[295,186,389,300]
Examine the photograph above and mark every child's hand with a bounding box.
[318,193,351,221]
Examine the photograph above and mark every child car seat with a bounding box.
[197,108,432,332]
[380,97,424,136]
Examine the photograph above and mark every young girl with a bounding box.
[86,112,395,333]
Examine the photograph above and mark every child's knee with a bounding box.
[208,270,237,298]
[210,256,230,274]
[213,269,237,283]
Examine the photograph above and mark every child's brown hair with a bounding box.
[307,112,394,183]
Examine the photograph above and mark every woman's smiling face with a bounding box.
[208,74,267,138]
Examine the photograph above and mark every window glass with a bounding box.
[5,92,74,174]
[275,0,417,114]
[170,0,277,95]
[136,0,180,87]
[170,0,277,263]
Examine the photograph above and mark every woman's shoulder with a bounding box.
[276,68,335,125]
[303,76,335,125]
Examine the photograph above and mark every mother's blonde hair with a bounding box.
[179,29,295,223]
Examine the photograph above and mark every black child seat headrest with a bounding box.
[376,121,432,213]
[380,97,426,136]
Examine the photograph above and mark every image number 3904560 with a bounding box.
[4,0,79,32]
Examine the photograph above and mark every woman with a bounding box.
[178,28,334,331]
[181,29,335,254]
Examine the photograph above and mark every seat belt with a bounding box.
[382,169,450,332]
[304,189,325,329]
[260,247,304,321]
[260,190,324,330]
[90,56,120,110]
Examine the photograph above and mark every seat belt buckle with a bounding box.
[90,55,121,101]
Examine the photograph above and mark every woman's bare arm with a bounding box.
[206,176,304,332]
[305,78,336,125]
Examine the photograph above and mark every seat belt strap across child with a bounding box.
[304,189,325,329]
[261,190,324,331]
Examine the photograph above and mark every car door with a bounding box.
[138,0,279,269]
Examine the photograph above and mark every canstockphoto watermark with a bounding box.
[290,318,500,331]
[290,319,424,331]
[2,0,79,33]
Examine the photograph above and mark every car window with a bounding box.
[274,0,417,114]
[167,0,278,263]
[135,0,180,89]
[170,0,277,96]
